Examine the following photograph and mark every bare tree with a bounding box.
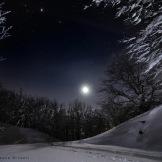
[100,53,162,126]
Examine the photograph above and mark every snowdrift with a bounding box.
[0,124,54,145]
[81,106,162,151]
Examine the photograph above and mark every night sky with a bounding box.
[0,0,126,106]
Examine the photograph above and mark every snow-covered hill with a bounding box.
[0,124,54,145]
[81,106,162,151]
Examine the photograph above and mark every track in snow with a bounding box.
[0,143,161,162]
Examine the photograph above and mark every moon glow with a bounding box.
[81,85,90,95]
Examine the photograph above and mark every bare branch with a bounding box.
[0,3,11,40]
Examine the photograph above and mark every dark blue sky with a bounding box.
[0,0,126,106]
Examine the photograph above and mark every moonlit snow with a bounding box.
[0,143,158,162]
[1,106,162,162]
[81,105,162,151]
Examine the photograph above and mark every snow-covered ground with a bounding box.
[81,106,162,151]
[0,143,161,162]
[0,125,54,145]
[1,106,162,162]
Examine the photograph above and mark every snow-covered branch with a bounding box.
[92,0,162,74]
[0,3,11,40]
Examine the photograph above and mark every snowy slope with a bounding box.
[0,125,54,145]
[81,106,162,151]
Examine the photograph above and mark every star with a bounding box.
[40,8,44,13]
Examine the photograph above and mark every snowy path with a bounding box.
[0,143,161,162]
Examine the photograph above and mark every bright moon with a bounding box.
[81,85,90,95]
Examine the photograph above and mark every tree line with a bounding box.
[0,87,106,141]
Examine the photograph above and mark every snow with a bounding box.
[0,3,11,40]
[1,107,162,161]
[0,143,159,162]
[83,5,89,10]
[92,0,104,6]
[0,126,53,145]
[147,55,162,73]
[80,105,162,152]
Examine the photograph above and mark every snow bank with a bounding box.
[81,106,162,151]
[0,125,53,145]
